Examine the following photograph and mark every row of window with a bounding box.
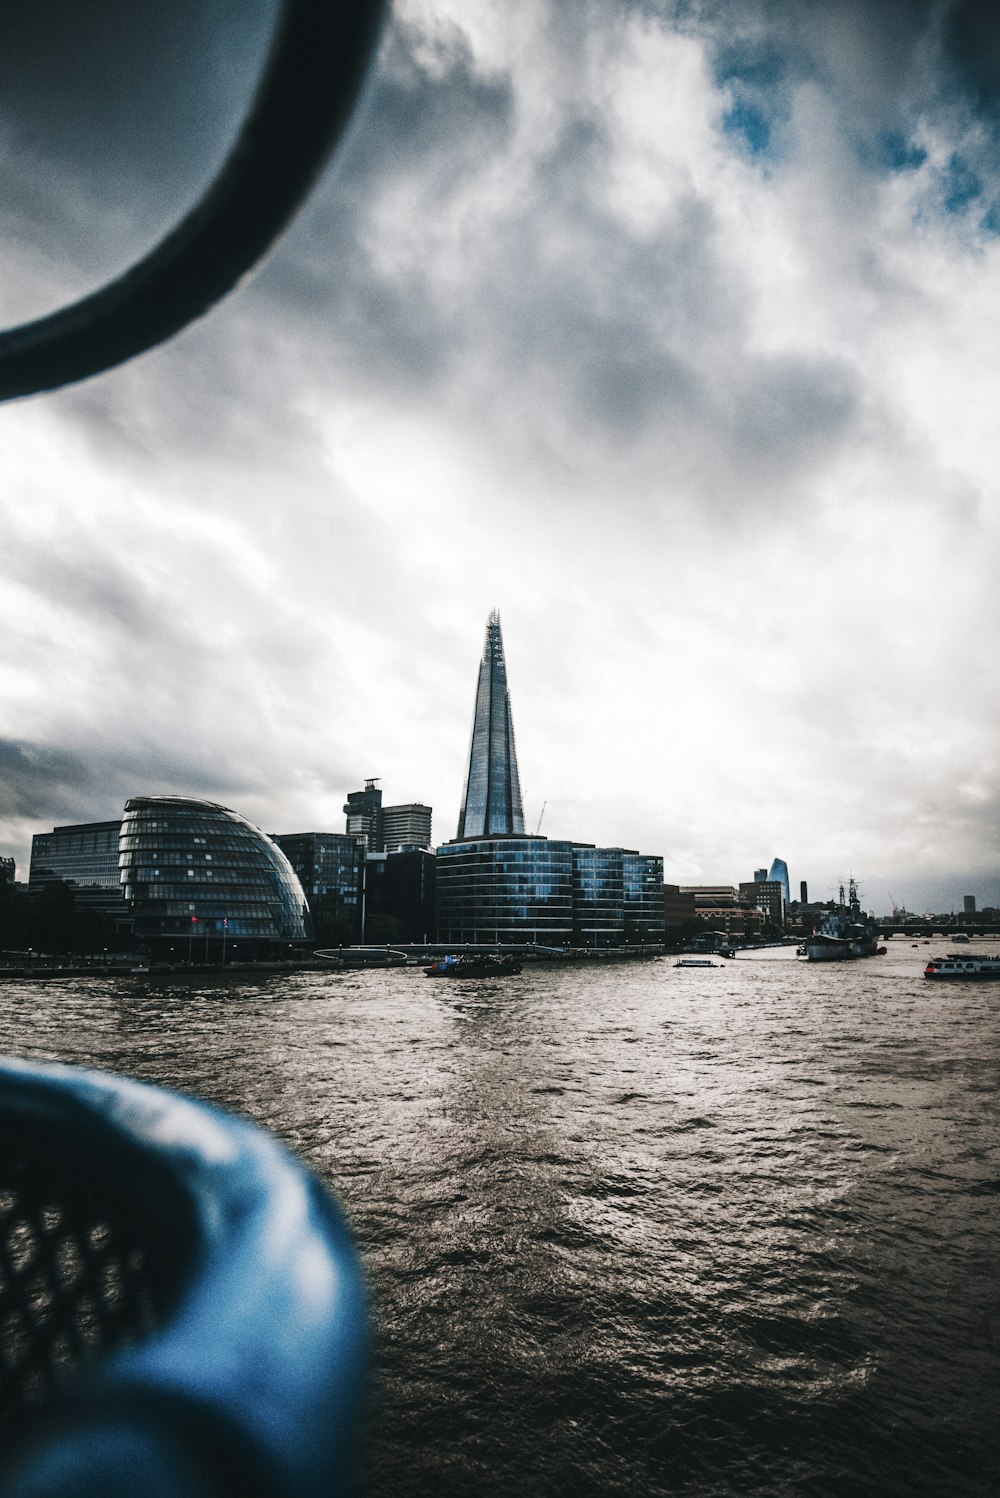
[120,834,270,854]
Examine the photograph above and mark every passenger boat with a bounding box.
[424,954,522,978]
[674,958,722,969]
[923,953,1000,980]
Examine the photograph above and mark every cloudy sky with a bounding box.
[2,0,998,914]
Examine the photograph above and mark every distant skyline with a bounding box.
[1,2,998,916]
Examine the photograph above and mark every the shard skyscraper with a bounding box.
[456,611,525,839]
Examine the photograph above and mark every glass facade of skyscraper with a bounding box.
[768,857,791,908]
[623,853,666,940]
[343,779,383,850]
[29,821,128,916]
[436,838,574,946]
[437,840,665,947]
[121,797,310,957]
[457,612,525,839]
[272,832,363,943]
[572,846,625,946]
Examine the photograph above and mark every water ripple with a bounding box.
[0,941,998,1495]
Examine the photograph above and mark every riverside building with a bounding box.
[436,612,664,947]
[768,857,791,908]
[272,831,363,945]
[121,796,310,960]
[381,803,432,851]
[343,779,432,852]
[29,820,128,921]
[740,878,786,928]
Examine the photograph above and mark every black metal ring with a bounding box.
[0,0,384,402]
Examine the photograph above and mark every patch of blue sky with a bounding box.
[877,132,928,173]
[979,201,1000,235]
[722,97,772,157]
[941,152,984,214]
[714,42,786,91]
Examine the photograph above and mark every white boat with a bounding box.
[924,953,1000,980]
[674,958,721,969]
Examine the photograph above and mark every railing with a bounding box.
[0,0,384,401]
[0,1058,367,1497]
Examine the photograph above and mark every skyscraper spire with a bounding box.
[457,610,525,839]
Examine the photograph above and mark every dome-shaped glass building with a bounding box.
[120,796,311,960]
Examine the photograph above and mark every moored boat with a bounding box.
[924,953,1000,980]
[424,953,522,978]
[804,878,879,962]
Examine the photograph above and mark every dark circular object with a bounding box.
[0,0,385,402]
[0,1057,368,1498]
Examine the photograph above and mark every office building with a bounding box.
[768,857,791,907]
[624,853,666,940]
[0,858,15,891]
[754,868,768,883]
[457,610,525,838]
[121,796,310,959]
[344,779,383,850]
[963,894,976,915]
[29,820,128,918]
[437,837,575,946]
[343,781,432,853]
[363,848,436,943]
[682,885,764,940]
[664,884,697,943]
[800,881,808,904]
[682,886,742,908]
[381,803,432,851]
[438,840,665,948]
[273,832,363,945]
[572,846,626,946]
[740,879,785,928]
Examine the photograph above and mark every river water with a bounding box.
[1,940,998,1496]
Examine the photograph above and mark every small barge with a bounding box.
[425,954,522,978]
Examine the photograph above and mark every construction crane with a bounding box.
[534,802,546,835]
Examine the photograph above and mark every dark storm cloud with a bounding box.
[7,532,177,647]
[1,0,992,507]
[0,737,247,824]
[206,10,857,512]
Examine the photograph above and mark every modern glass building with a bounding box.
[436,837,574,946]
[437,839,664,947]
[363,848,436,943]
[457,611,525,839]
[272,831,363,945]
[440,613,665,948]
[29,821,128,918]
[623,853,666,941]
[343,779,383,850]
[768,857,791,909]
[120,797,310,959]
[572,846,626,946]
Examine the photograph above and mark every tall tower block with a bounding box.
[457,611,525,839]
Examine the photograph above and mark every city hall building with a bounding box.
[120,796,311,960]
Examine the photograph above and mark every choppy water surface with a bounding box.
[2,941,998,1496]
